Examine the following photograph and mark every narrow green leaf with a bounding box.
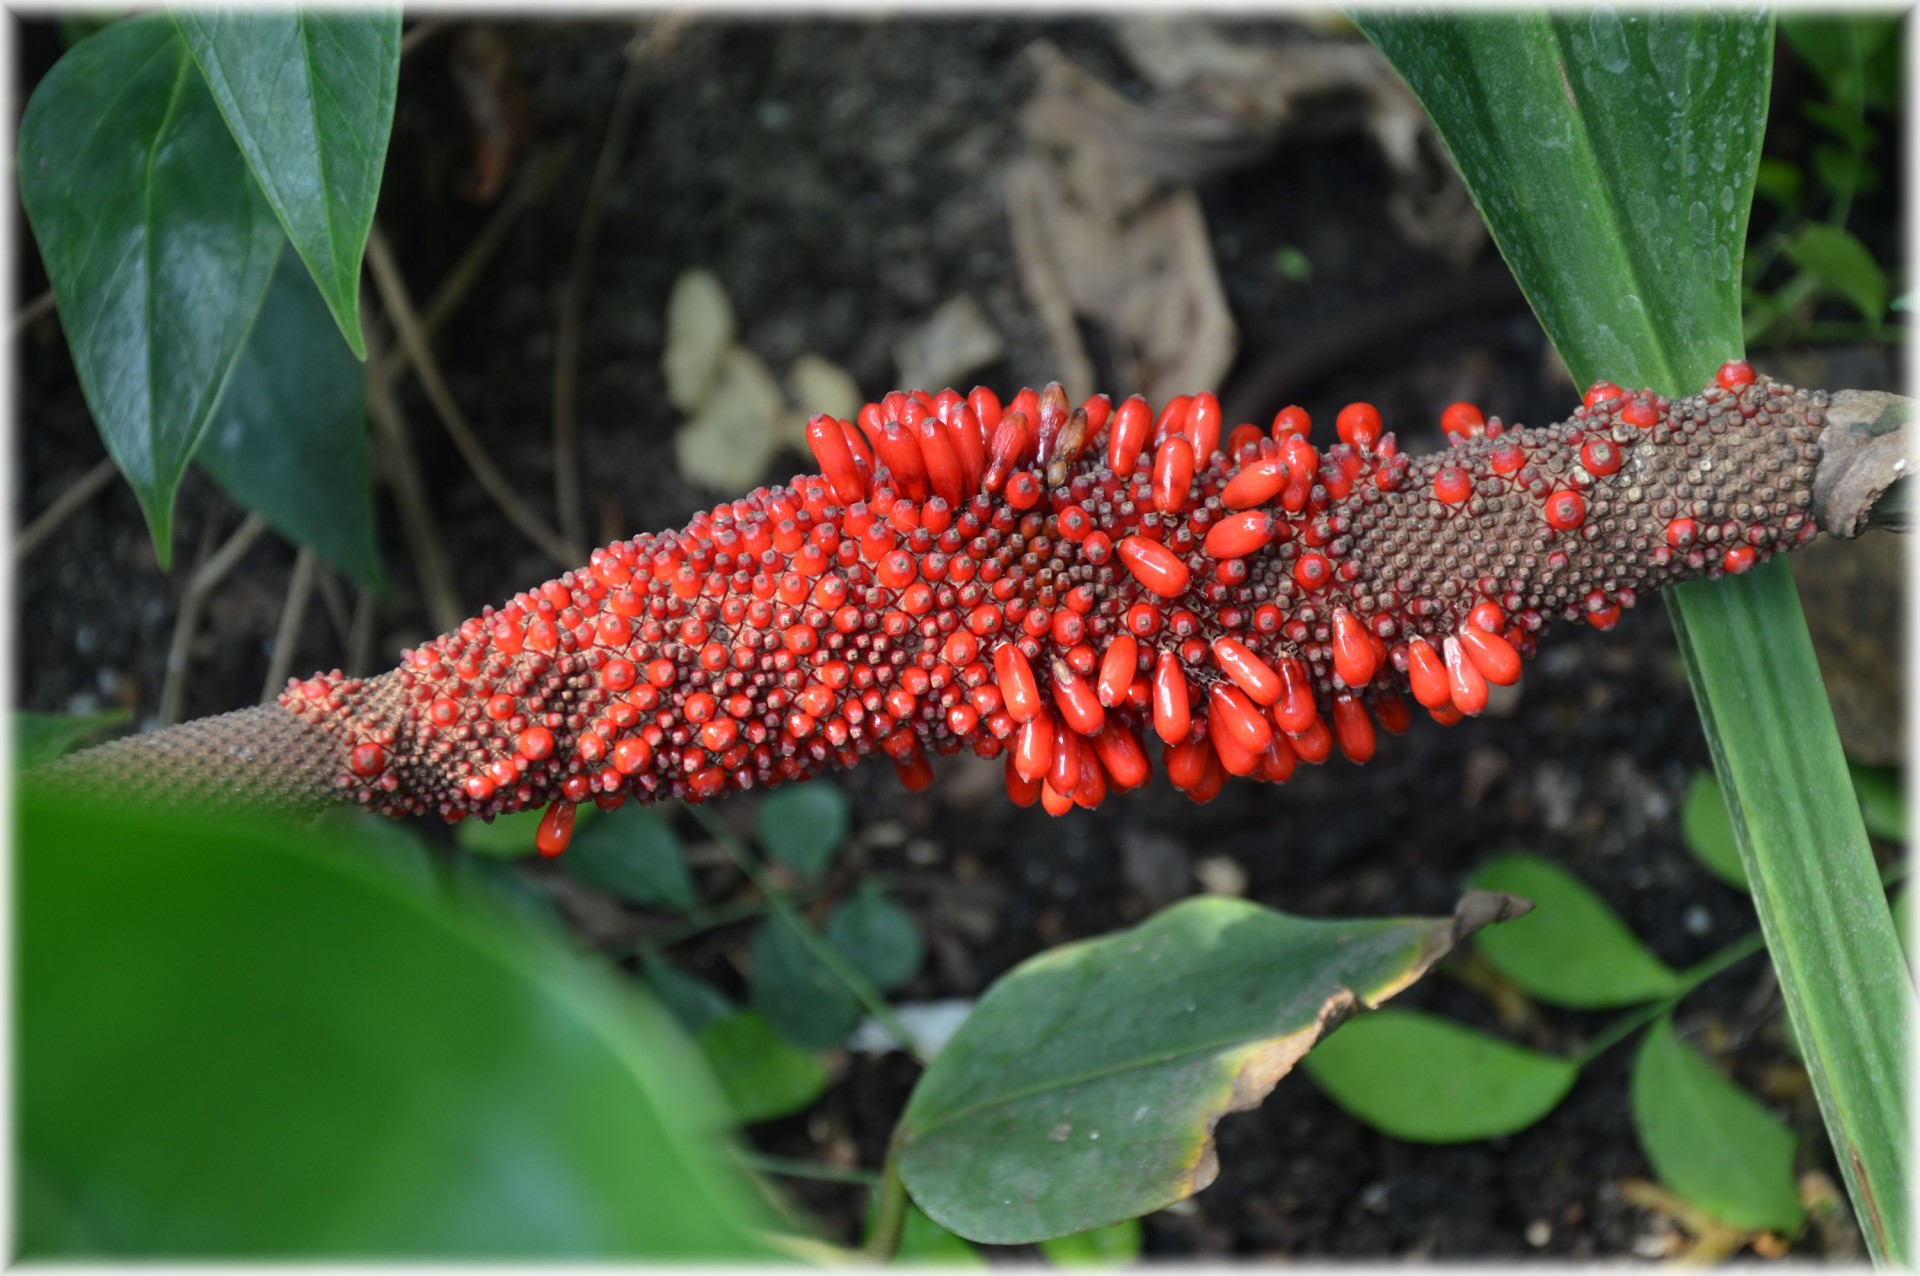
[697,1011,831,1126]
[1848,761,1906,843]
[17,787,773,1257]
[565,806,696,912]
[1680,771,1749,890]
[755,782,850,881]
[171,8,400,358]
[13,709,132,770]
[1631,1014,1805,1234]
[642,954,736,1035]
[1891,888,1912,975]
[748,912,863,1050]
[1304,1008,1577,1143]
[1781,223,1887,325]
[195,246,383,588]
[1354,10,1771,395]
[896,892,1528,1244]
[1038,1217,1143,1266]
[824,888,924,993]
[1470,854,1682,1007]
[18,15,283,566]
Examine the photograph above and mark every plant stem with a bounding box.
[864,1151,910,1263]
[1572,931,1769,1068]
[732,1149,882,1188]
[686,804,927,1064]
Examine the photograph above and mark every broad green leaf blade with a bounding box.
[17,788,773,1258]
[1680,771,1748,890]
[748,912,863,1050]
[824,888,924,993]
[896,891,1528,1244]
[1670,566,1909,1258]
[195,246,383,588]
[1470,853,1681,1007]
[1631,1014,1805,1234]
[697,1011,831,1126]
[1038,1218,1143,1266]
[866,1202,987,1267]
[756,781,850,880]
[1782,223,1888,326]
[1355,10,1771,396]
[13,708,132,769]
[1303,1008,1577,1143]
[564,806,696,912]
[171,8,400,358]
[18,14,283,566]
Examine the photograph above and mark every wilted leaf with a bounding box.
[1470,854,1682,1008]
[1303,1008,1578,1143]
[698,1011,831,1126]
[1631,1014,1805,1234]
[756,782,850,881]
[14,709,131,770]
[896,891,1529,1243]
[172,8,400,357]
[18,14,284,565]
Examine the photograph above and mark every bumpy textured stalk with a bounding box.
[32,364,1841,853]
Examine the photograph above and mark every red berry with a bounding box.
[1665,517,1698,548]
[1152,650,1192,745]
[1406,638,1451,710]
[1331,608,1376,689]
[1433,466,1473,505]
[1456,626,1521,686]
[1331,694,1376,765]
[1270,405,1311,440]
[1722,545,1757,574]
[1580,438,1622,476]
[1544,489,1586,531]
[1211,637,1283,706]
[1097,634,1138,709]
[535,801,577,857]
[1335,402,1382,451]
[1716,359,1756,391]
[1108,395,1151,477]
[1439,402,1485,438]
[1292,552,1332,591]
[1204,511,1277,560]
[1117,536,1191,599]
[1583,380,1623,409]
[1152,435,1195,515]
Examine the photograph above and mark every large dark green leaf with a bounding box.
[564,805,697,912]
[18,15,283,567]
[171,8,400,357]
[195,246,383,588]
[1355,10,1768,395]
[17,787,773,1258]
[895,892,1527,1244]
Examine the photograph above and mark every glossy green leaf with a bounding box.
[171,8,400,357]
[824,888,924,993]
[1848,761,1906,843]
[1631,1014,1805,1234]
[869,1202,986,1267]
[1470,854,1681,1008]
[18,14,283,566]
[17,787,773,1257]
[1366,14,1906,1259]
[1782,223,1887,326]
[565,806,696,912]
[642,954,736,1035]
[1355,10,1770,396]
[748,911,862,1050]
[698,1011,832,1126]
[1304,1008,1577,1144]
[1038,1218,1143,1266]
[1680,771,1748,890]
[755,781,850,880]
[13,708,132,769]
[896,892,1527,1244]
[195,246,382,588]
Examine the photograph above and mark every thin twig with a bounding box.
[347,584,379,680]
[312,565,354,649]
[731,1150,882,1189]
[14,455,116,563]
[12,287,55,335]
[260,547,319,702]
[399,17,445,58]
[363,316,465,635]
[160,512,269,727]
[365,223,580,566]
[554,30,652,556]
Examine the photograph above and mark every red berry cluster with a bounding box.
[282,360,1824,854]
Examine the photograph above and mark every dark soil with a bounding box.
[14,15,1905,1262]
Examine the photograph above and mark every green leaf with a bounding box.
[755,782,850,880]
[1848,761,1906,843]
[1811,144,1882,200]
[13,709,131,769]
[1892,887,1912,975]
[1038,1218,1143,1266]
[1631,1014,1805,1234]
[697,1011,832,1126]
[1752,157,1804,208]
[18,15,284,566]
[170,8,400,358]
[642,954,736,1035]
[1303,1008,1577,1143]
[1354,10,1770,395]
[455,802,597,859]
[748,912,863,1050]
[824,888,924,993]
[195,246,383,588]
[17,786,774,1257]
[1680,771,1748,890]
[895,891,1528,1244]
[1782,14,1901,114]
[565,806,697,912]
[1782,223,1888,325]
[869,1202,986,1267]
[1469,854,1682,1008]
